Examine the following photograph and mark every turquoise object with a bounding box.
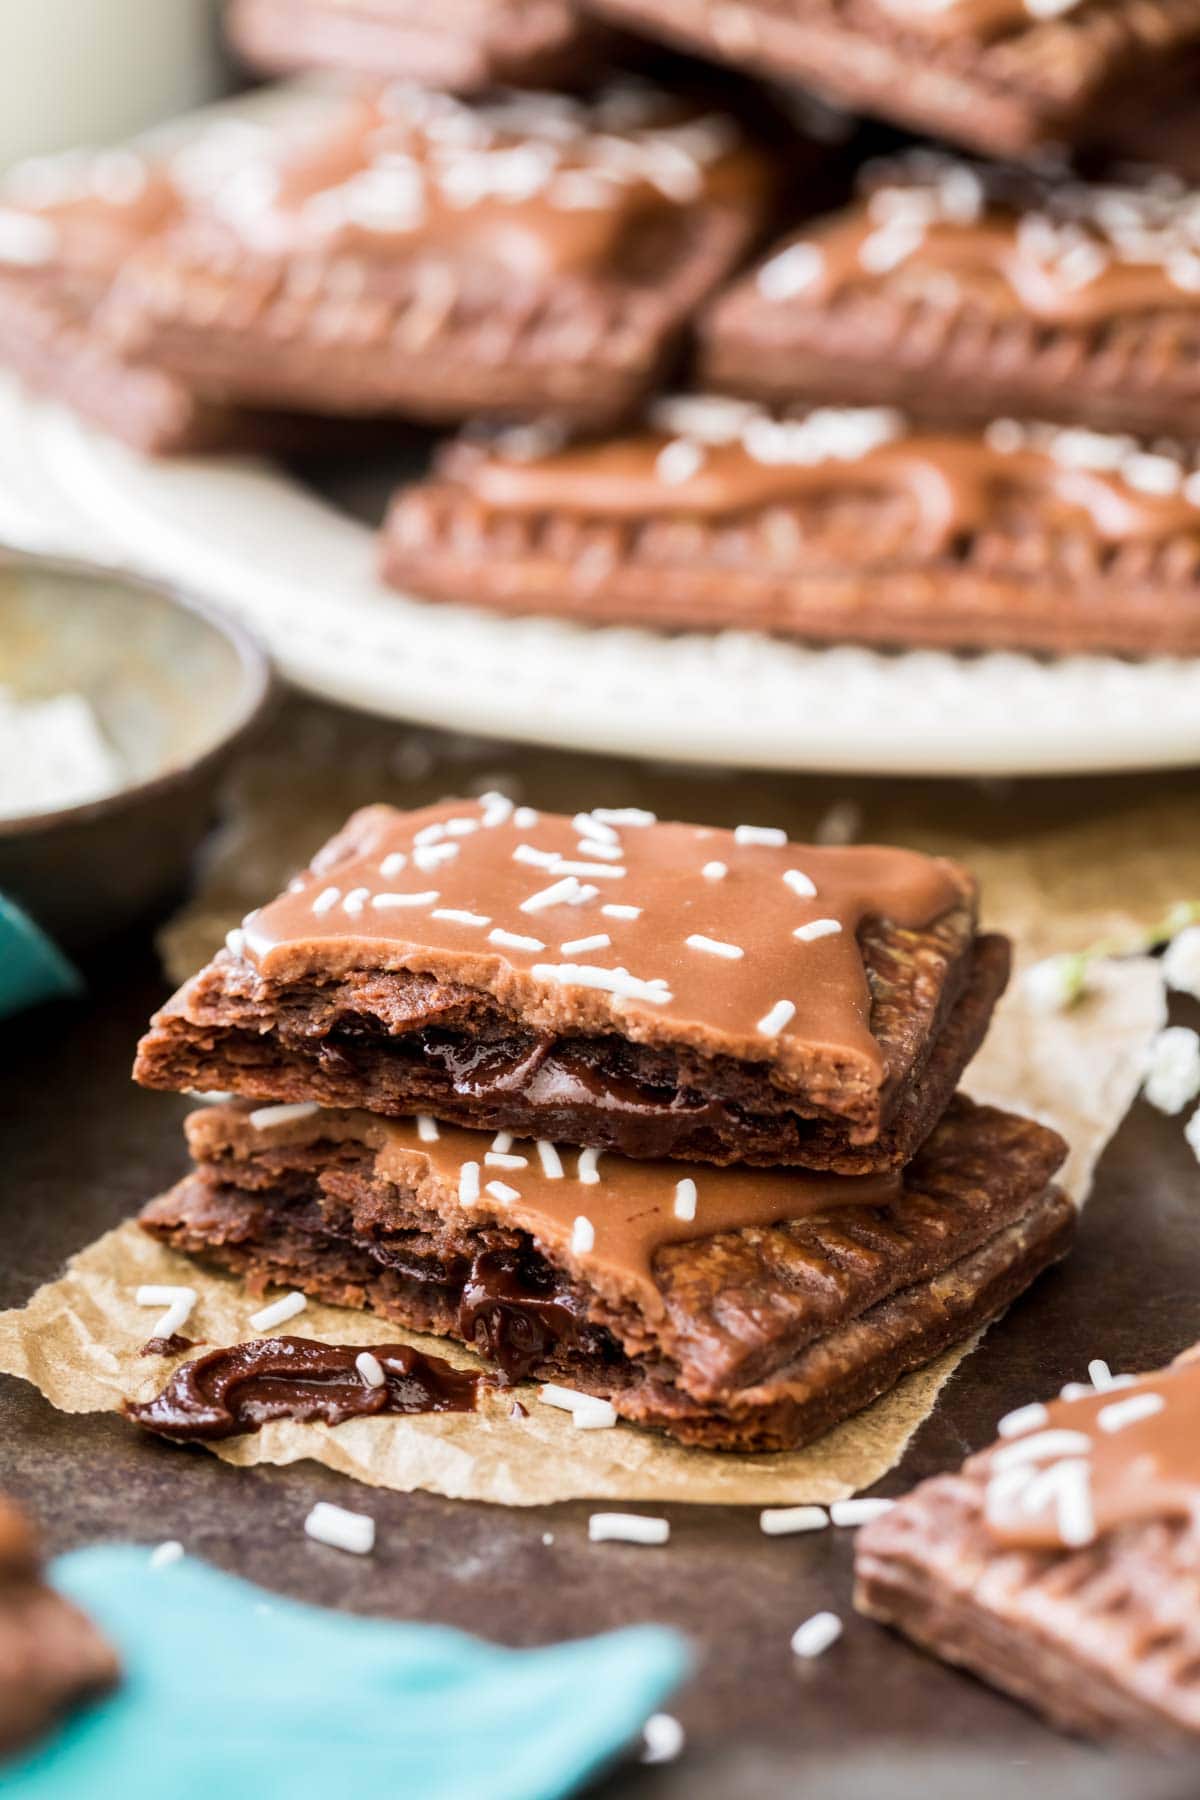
[0,892,83,1019]
[5,1547,689,1799]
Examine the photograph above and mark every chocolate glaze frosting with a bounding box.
[982,1356,1200,1551]
[240,798,967,1096]
[751,154,1200,325]
[172,83,767,281]
[443,406,1200,551]
[126,1334,479,1441]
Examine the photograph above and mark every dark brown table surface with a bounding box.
[4,735,1200,1800]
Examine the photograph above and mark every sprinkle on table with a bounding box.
[760,1505,829,1536]
[790,1611,842,1659]
[588,1513,670,1545]
[830,1498,895,1526]
[304,1501,375,1556]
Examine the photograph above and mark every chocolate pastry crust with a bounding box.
[141,1095,1071,1453]
[703,155,1200,441]
[855,1421,1200,1743]
[134,798,1003,1171]
[0,1497,118,1757]
[383,410,1200,658]
[227,0,618,91]
[582,0,1200,159]
[99,86,776,431]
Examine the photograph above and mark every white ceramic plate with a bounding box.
[6,368,1199,776]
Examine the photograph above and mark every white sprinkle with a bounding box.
[533,963,672,1005]
[413,842,459,873]
[588,1513,670,1545]
[431,908,491,927]
[311,885,341,914]
[521,876,587,913]
[225,927,246,957]
[372,890,439,910]
[686,933,744,960]
[591,808,656,827]
[572,812,619,844]
[356,1351,386,1388]
[1007,1458,1095,1547]
[701,861,727,882]
[992,1429,1093,1468]
[576,839,624,862]
[577,1147,602,1185]
[539,1384,618,1430]
[673,1178,697,1222]
[1187,1103,1200,1166]
[459,1161,480,1204]
[136,1284,197,1340]
[997,1401,1050,1438]
[248,1102,320,1130]
[794,918,842,943]
[1097,1391,1165,1433]
[656,437,705,486]
[249,1291,307,1331]
[571,1216,595,1255]
[514,843,560,869]
[830,1498,894,1527]
[413,822,449,846]
[541,1532,555,1546]
[416,1114,439,1143]
[478,791,514,828]
[149,1541,184,1570]
[640,1713,685,1765]
[790,1611,842,1659]
[304,1502,375,1556]
[492,1132,513,1152]
[443,818,479,838]
[489,928,546,952]
[513,806,539,829]
[485,1151,528,1170]
[1060,1382,1093,1401]
[783,869,817,898]
[1087,1358,1114,1390]
[536,1141,564,1179]
[560,933,611,955]
[759,1505,828,1536]
[549,860,627,880]
[757,240,824,301]
[379,852,408,878]
[735,824,787,847]
[486,1181,520,1203]
[602,903,642,920]
[1142,1026,1200,1115]
[757,999,796,1037]
[342,886,370,916]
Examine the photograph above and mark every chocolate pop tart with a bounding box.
[140,1094,1071,1453]
[582,0,1200,160]
[0,1496,118,1757]
[227,0,619,92]
[703,152,1200,442]
[98,82,777,431]
[134,799,1008,1173]
[855,1349,1200,1744]
[382,401,1200,658]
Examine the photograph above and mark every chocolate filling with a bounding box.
[125,1334,480,1442]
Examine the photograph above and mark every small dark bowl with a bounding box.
[0,551,274,949]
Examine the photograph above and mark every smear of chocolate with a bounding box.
[126,1335,479,1442]
[459,1249,584,1384]
[140,1334,196,1357]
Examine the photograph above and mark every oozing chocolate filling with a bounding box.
[126,1335,480,1441]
